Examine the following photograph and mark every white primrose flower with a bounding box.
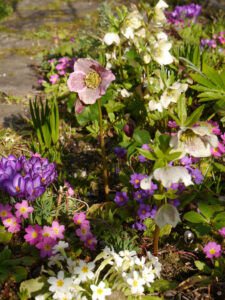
[119,250,137,266]
[153,166,193,188]
[134,256,146,271]
[48,271,73,294]
[154,204,181,229]
[160,82,188,109]
[142,266,155,286]
[48,253,65,267]
[147,252,162,278]
[120,88,132,98]
[103,32,120,46]
[90,281,111,300]
[74,260,95,282]
[35,296,45,300]
[67,257,77,274]
[52,241,69,254]
[170,126,219,158]
[53,291,73,300]
[127,271,145,295]
[152,41,173,65]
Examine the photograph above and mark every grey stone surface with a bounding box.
[0,103,30,128]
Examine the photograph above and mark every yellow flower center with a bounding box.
[56,279,64,287]
[142,210,146,214]
[137,194,141,198]
[16,186,20,192]
[32,232,38,238]
[213,148,218,152]
[97,288,103,295]
[85,71,101,89]
[88,239,93,244]
[120,197,124,201]
[6,218,12,223]
[135,179,139,184]
[81,266,88,273]
[77,219,81,225]
[44,244,51,251]
[41,178,45,182]
[13,222,17,226]
[133,280,138,287]
[0,211,7,217]
[180,129,196,142]
[20,207,27,213]
[43,232,50,237]
[54,228,59,234]
[81,229,87,234]
[209,248,216,255]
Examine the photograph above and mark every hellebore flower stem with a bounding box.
[97,98,110,202]
[153,183,164,256]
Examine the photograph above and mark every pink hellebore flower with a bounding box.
[67,58,115,105]
[24,224,42,245]
[51,221,65,240]
[203,242,221,259]
[15,200,34,219]
[0,204,12,219]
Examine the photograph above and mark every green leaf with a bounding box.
[0,231,12,243]
[177,95,187,126]
[150,278,178,292]
[194,260,211,274]
[203,65,225,89]
[213,212,225,222]
[212,162,225,172]
[153,194,165,200]
[184,105,205,127]
[191,223,211,237]
[158,134,171,153]
[159,224,172,237]
[190,73,216,89]
[198,202,214,221]
[20,276,49,298]
[183,211,207,223]
[133,129,151,146]
[138,148,157,160]
[127,142,139,159]
[140,296,162,300]
[11,266,27,283]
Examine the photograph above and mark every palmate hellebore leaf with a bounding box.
[154,204,181,229]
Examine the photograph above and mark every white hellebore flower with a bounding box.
[160,82,188,109]
[120,88,132,98]
[121,8,143,39]
[156,31,168,41]
[170,126,219,158]
[153,166,193,188]
[148,99,163,112]
[127,271,145,295]
[48,271,73,294]
[140,176,153,190]
[103,32,120,46]
[74,260,95,282]
[91,281,111,300]
[154,204,181,229]
[152,41,173,65]
[154,0,168,25]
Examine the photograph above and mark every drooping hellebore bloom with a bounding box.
[170,126,218,158]
[67,58,115,110]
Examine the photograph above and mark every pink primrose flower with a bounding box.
[73,212,88,226]
[8,217,21,233]
[84,234,97,251]
[218,227,225,237]
[51,221,65,240]
[49,74,59,85]
[203,242,221,259]
[36,237,57,258]
[76,223,91,241]
[42,225,54,238]
[24,224,42,245]
[0,204,12,219]
[67,58,115,105]
[2,213,15,228]
[15,200,34,219]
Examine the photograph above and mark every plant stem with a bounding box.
[153,225,160,256]
[97,98,110,202]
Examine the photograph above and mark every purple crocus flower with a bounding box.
[114,191,129,206]
[137,204,151,220]
[4,173,25,197]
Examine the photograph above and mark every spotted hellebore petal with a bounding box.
[153,166,193,188]
[154,204,181,228]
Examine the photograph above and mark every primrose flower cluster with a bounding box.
[74,212,97,251]
[201,32,225,50]
[37,246,161,299]
[24,221,65,258]
[0,154,57,200]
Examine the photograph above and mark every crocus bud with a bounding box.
[123,121,136,137]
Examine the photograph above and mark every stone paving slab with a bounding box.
[0,103,30,128]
